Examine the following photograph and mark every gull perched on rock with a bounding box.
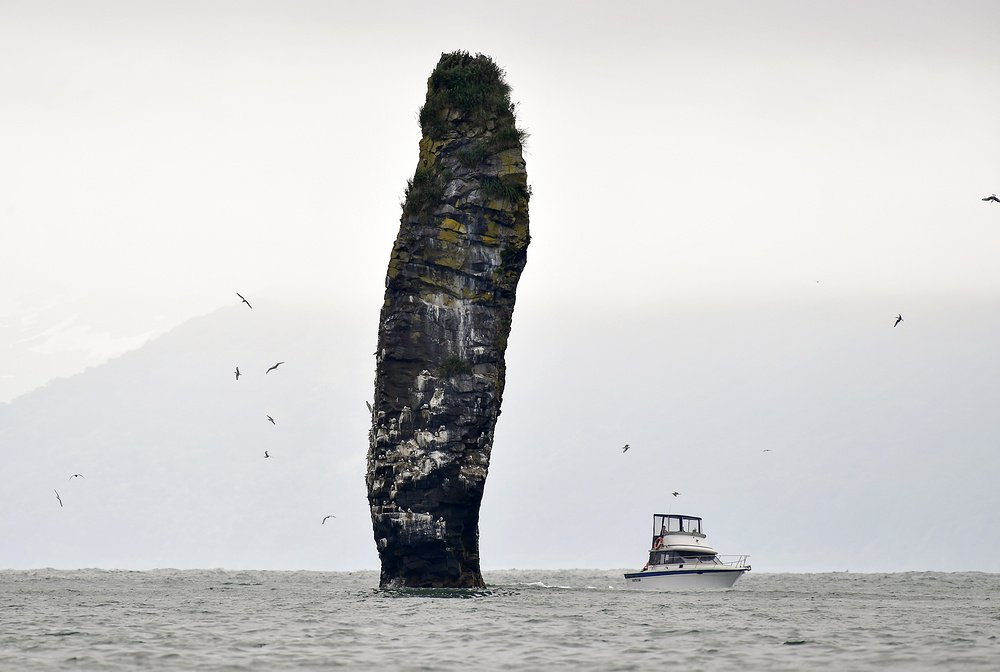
[982,193,999,203]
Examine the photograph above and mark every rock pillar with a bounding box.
[367,52,530,588]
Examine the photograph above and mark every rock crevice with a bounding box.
[367,52,529,588]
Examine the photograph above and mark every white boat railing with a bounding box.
[715,555,751,569]
[646,554,750,570]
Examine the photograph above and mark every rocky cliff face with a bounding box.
[367,52,530,588]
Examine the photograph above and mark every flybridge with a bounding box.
[653,514,704,537]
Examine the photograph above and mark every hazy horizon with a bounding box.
[4,293,999,573]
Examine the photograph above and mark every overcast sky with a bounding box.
[2,1,999,572]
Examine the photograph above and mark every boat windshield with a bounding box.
[649,551,717,565]
[653,514,702,536]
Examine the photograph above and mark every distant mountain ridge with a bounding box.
[0,301,380,570]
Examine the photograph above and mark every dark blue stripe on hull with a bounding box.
[623,568,746,579]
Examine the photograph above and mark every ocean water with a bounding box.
[2,569,997,670]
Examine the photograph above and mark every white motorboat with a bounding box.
[624,513,750,590]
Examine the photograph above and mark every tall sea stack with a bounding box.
[367,52,530,588]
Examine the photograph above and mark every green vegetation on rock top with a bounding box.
[419,51,522,139]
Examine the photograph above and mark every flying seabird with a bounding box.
[671,491,680,497]
[322,515,336,524]
[894,314,903,327]
[982,193,999,203]
[264,451,270,458]
[237,292,252,309]
[622,444,630,453]
[763,449,772,453]
[235,367,241,380]
[54,490,63,507]
[366,401,373,414]
[267,415,275,425]
[265,361,284,374]
[68,474,84,480]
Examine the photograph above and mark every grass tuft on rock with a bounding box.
[438,355,473,377]
[401,167,446,220]
[481,176,530,203]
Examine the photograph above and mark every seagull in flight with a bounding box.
[264,451,271,458]
[54,490,63,507]
[68,474,84,480]
[322,515,337,524]
[894,314,903,327]
[235,367,241,380]
[622,444,630,453]
[671,491,680,497]
[983,193,999,203]
[267,415,275,425]
[265,362,284,374]
[366,401,373,414]
[237,292,252,309]
[763,449,772,453]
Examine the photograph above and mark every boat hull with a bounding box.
[623,567,747,590]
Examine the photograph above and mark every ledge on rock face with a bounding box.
[367,51,530,589]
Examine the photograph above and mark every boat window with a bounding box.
[666,517,682,532]
[684,519,701,534]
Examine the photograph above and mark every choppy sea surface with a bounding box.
[2,569,998,670]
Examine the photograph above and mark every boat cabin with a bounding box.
[647,514,717,565]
